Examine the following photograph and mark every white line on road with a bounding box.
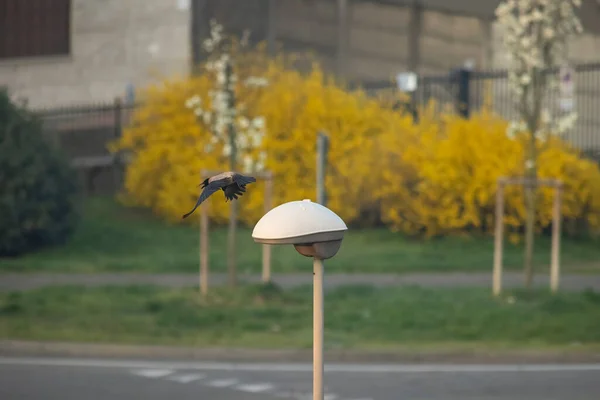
[2,357,600,374]
[131,368,174,378]
[236,382,275,393]
[206,378,239,387]
[166,373,205,383]
[292,394,337,400]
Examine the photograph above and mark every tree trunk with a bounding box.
[522,63,545,290]
[523,96,540,289]
[227,200,238,287]
[225,59,238,288]
[523,170,536,289]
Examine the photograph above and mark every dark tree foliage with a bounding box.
[0,88,81,256]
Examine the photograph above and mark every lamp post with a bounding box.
[252,199,348,400]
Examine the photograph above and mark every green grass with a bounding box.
[1,196,600,274]
[1,284,599,350]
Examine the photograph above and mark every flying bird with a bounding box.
[182,171,257,219]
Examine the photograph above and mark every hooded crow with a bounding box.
[182,171,256,219]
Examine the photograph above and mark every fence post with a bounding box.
[112,97,123,191]
[422,76,431,109]
[493,179,505,296]
[316,132,329,207]
[455,67,471,118]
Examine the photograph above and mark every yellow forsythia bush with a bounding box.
[110,46,412,226]
[376,105,600,238]
[110,30,600,237]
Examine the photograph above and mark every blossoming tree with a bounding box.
[185,19,268,287]
[495,0,583,288]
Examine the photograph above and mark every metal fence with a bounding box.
[364,62,600,159]
[32,99,136,195]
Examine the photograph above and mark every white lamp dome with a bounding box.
[252,199,347,245]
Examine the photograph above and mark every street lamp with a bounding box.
[252,199,348,400]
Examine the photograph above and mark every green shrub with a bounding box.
[0,88,81,256]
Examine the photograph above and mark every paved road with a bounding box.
[1,357,600,400]
[2,272,600,292]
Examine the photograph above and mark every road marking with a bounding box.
[3,357,600,374]
[131,368,174,378]
[206,378,239,387]
[236,382,274,393]
[292,394,337,400]
[167,373,205,383]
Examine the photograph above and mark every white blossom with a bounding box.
[238,117,250,129]
[540,108,551,125]
[525,159,535,170]
[251,116,265,129]
[242,154,254,172]
[186,18,269,170]
[535,130,547,142]
[250,130,264,147]
[507,120,527,140]
[185,95,201,109]
[240,29,251,47]
[520,74,531,86]
[255,151,267,171]
[496,0,583,145]
[216,71,226,85]
[202,39,214,53]
[556,111,578,134]
[236,133,249,149]
[244,77,269,87]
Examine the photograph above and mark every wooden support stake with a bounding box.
[492,176,564,295]
[550,183,563,293]
[196,169,274,291]
[200,171,210,298]
[262,171,274,283]
[493,179,505,296]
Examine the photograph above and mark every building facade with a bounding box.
[1,0,599,108]
[0,0,191,108]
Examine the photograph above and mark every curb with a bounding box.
[1,340,600,364]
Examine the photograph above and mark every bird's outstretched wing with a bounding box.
[224,183,246,201]
[182,178,228,219]
[232,173,256,187]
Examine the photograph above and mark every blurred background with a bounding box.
[1,1,600,399]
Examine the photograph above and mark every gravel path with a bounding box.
[1,272,599,292]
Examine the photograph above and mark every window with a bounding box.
[0,0,71,60]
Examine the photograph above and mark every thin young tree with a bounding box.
[186,20,269,287]
[495,0,583,288]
